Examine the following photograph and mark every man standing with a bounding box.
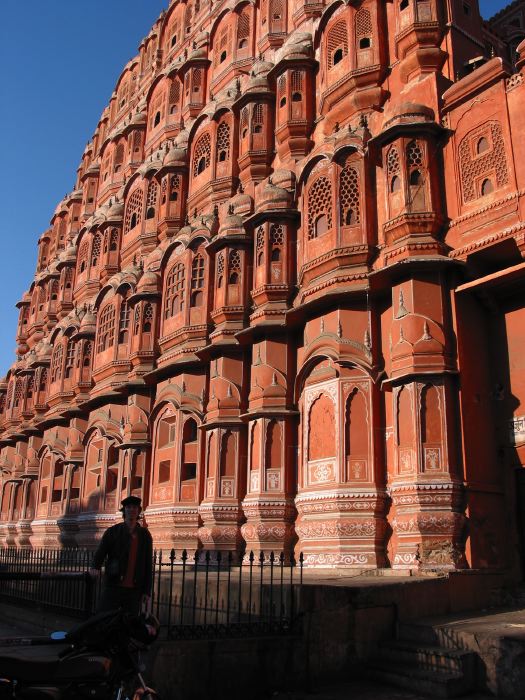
[90,495,153,614]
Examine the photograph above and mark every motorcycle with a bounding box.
[0,608,160,699]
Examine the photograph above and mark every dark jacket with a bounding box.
[92,521,153,595]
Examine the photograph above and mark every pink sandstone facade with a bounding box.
[1,0,525,573]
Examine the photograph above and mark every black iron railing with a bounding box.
[0,548,304,639]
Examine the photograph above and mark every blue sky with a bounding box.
[0,0,512,377]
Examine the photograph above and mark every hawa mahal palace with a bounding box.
[1,0,525,575]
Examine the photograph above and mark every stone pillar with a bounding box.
[241,338,297,558]
[386,279,467,570]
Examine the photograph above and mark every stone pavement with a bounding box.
[275,680,496,700]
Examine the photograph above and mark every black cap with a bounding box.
[121,495,142,508]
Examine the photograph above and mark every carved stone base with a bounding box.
[240,497,297,559]
[16,520,33,548]
[145,506,200,554]
[198,502,245,561]
[295,490,388,568]
[75,513,119,548]
[390,482,468,571]
[30,519,62,548]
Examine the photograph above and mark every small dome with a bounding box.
[136,270,160,294]
[230,190,253,217]
[78,308,97,337]
[163,145,187,168]
[271,169,296,190]
[280,32,313,61]
[131,109,147,127]
[140,149,164,176]
[259,180,291,209]
[385,102,435,127]
[219,211,244,236]
[37,341,53,360]
[245,60,274,92]
[175,128,190,149]
[107,198,124,219]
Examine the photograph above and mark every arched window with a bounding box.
[97,305,116,353]
[114,143,125,173]
[109,228,119,252]
[237,8,250,50]
[481,178,494,196]
[118,295,130,344]
[78,241,89,274]
[355,8,373,50]
[307,175,333,239]
[256,227,265,266]
[339,163,361,226]
[406,140,426,210]
[124,188,144,234]
[190,254,205,307]
[146,180,158,220]
[216,121,231,163]
[327,20,348,69]
[241,107,249,139]
[50,345,64,383]
[82,341,92,367]
[477,137,489,154]
[192,132,212,177]
[64,340,75,379]
[278,75,286,107]
[165,262,185,318]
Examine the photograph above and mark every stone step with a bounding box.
[397,621,447,646]
[377,639,477,676]
[366,659,475,699]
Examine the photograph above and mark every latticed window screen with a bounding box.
[229,250,242,283]
[6,383,13,410]
[50,346,64,383]
[215,25,230,66]
[238,8,250,43]
[49,280,59,301]
[165,263,185,318]
[193,133,212,176]
[339,165,361,225]
[355,8,373,39]
[13,380,23,408]
[143,303,154,332]
[82,342,92,367]
[192,69,202,94]
[184,2,193,31]
[78,241,89,272]
[114,143,125,171]
[169,79,180,109]
[91,234,102,267]
[406,141,423,168]
[64,341,75,378]
[256,227,265,252]
[191,255,205,289]
[146,181,158,217]
[216,122,231,161]
[118,298,130,343]
[327,20,349,69]
[240,108,249,135]
[291,71,303,93]
[252,104,264,132]
[307,176,333,239]
[26,374,34,398]
[39,368,48,393]
[270,224,284,246]
[387,146,401,184]
[134,306,141,335]
[216,252,225,286]
[125,188,144,233]
[97,305,116,353]
[132,131,143,155]
[170,174,180,201]
[459,122,509,203]
[278,75,286,97]
[109,229,119,252]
